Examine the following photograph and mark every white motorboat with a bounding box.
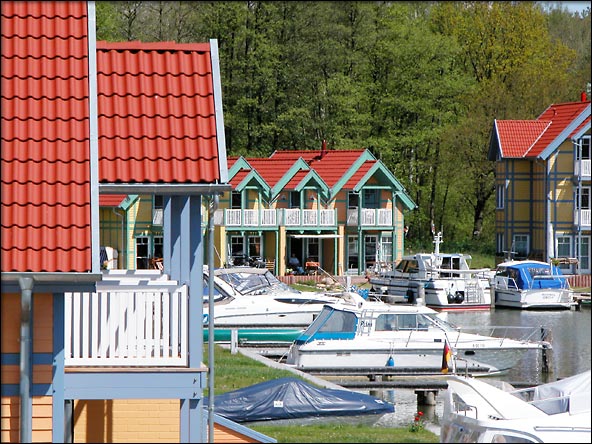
[202,266,365,328]
[441,370,591,443]
[368,232,493,311]
[285,299,550,375]
[492,260,576,310]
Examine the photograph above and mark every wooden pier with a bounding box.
[573,292,591,310]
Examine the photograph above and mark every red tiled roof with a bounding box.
[242,158,303,188]
[496,101,590,158]
[284,170,309,189]
[99,194,126,207]
[97,40,221,183]
[495,120,551,158]
[343,160,376,188]
[1,1,92,273]
[228,169,250,188]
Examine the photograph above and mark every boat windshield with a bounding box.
[217,270,299,295]
[423,313,458,332]
[295,306,357,343]
[395,259,419,274]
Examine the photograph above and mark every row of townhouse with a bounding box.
[99,145,417,278]
[489,95,591,282]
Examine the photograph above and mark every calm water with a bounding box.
[357,305,592,430]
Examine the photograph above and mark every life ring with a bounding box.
[454,291,465,303]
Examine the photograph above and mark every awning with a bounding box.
[288,234,341,239]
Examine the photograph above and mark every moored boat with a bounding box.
[368,232,493,311]
[492,260,576,310]
[202,266,366,328]
[285,298,549,375]
[441,370,591,443]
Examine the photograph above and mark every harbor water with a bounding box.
[356,305,592,431]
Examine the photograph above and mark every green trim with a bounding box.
[120,194,139,211]
[331,150,375,195]
[228,156,251,177]
[236,170,271,200]
[271,158,310,196]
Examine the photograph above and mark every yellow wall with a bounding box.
[1,293,53,443]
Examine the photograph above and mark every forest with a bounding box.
[96,1,591,251]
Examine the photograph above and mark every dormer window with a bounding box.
[231,191,242,209]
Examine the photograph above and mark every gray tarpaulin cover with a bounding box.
[206,377,394,422]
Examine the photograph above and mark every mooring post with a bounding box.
[415,389,438,406]
[540,326,554,374]
[231,329,239,354]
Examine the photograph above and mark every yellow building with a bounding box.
[488,97,591,279]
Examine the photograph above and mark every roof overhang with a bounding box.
[1,272,102,293]
[100,183,232,195]
[288,234,341,239]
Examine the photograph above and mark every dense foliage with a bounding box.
[96,1,591,250]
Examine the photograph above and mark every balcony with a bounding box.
[222,208,336,228]
[283,209,336,227]
[346,208,393,227]
[65,271,188,367]
[224,209,278,227]
[574,159,591,180]
[574,209,591,229]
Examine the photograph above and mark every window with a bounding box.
[153,195,164,225]
[289,191,300,209]
[348,192,359,209]
[496,233,505,256]
[364,235,378,271]
[496,184,505,209]
[513,234,529,257]
[231,191,242,209]
[248,236,261,258]
[135,236,150,269]
[578,236,590,273]
[575,187,590,210]
[306,237,319,262]
[363,189,379,209]
[576,136,590,161]
[379,235,393,264]
[347,235,358,270]
[153,235,163,259]
[229,236,245,257]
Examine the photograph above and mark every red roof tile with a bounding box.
[99,194,126,207]
[96,41,221,183]
[343,160,375,188]
[496,101,590,158]
[242,158,303,188]
[1,1,92,273]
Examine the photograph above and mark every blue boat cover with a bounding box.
[206,377,394,422]
[508,262,567,290]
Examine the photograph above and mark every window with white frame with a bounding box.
[496,233,505,256]
[576,136,590,161]
[229,235,245,257]
[153,235,163,259]
[136,236,150,269]
[557,236,571,270]
[496,184,505,209]
[513,234,529,257]
[364,235,378,271]
[153,195,164,225]
[379,235,393,264]
[575,186,590,210]
[248,236,261,258]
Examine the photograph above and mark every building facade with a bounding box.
[488,97,591,278]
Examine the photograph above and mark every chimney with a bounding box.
[320,139,327,158]
[582,91,588,102]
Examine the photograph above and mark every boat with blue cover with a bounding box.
[492,260,576,310]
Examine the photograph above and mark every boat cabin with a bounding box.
[494,261,569,290]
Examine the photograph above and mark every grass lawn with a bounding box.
[205,345,439,443]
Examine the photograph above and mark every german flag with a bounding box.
[441,341,452,374]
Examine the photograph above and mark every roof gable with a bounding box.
[491,101,591,160]
[96,40,226,184]
[1,0,93,272]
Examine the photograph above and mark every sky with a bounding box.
[543,1,591,14]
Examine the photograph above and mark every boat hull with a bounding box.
[286,336,539,375]
[494,288,576,310]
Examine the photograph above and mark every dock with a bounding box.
[573,292,591,310]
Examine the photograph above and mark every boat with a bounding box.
[368,232,493,311]
[492,260,577,310]
[441,370,591,443]
[202,266,366,328]
[205,377,394,423]
[285,298,550,375]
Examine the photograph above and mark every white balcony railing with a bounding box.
[284,209,336,227]
[574,209,591,228]
[65,283,188,367]
[347,208,393,226]
[574,159,591,178]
